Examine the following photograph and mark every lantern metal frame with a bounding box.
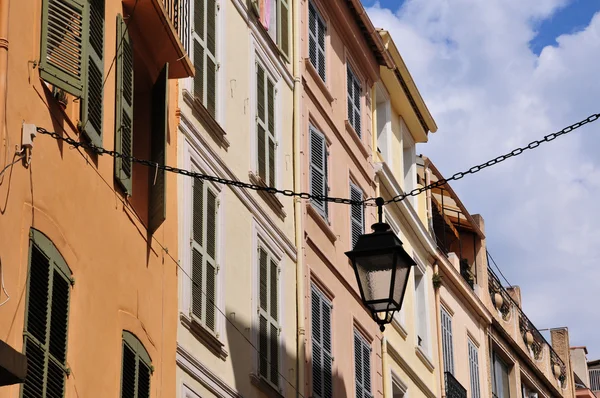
[345,198,416,331]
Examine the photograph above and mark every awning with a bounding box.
[0,339,27,386]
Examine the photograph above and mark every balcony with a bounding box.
[122,0,193,78]
[445,372,467,398]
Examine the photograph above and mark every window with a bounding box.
[22,229,72,398]
[414,265,429,353]
[402,131,416,207]
[308,1,326,81]
[392,377,408,398]
[521,383,538,398]
[256,62,277,187]
[347,65,362,137]
[252,0,291,59]
[311,284,333,398]
[468,339,481,398]
[440,306,454,375]
[492,351,510,398]
[309,126,328,219]
[350,182,364,248]
[191,175,219,332]
[375,86,391,162]
[39,0,105,146]
[114,14,169,234]
[120,331,152,398]
[193,0,218,118]
[258,245,280,388]
[354,330,372,398]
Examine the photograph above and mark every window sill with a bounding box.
[345,120,369,159]
[391,317,408,340]
[183,90,230,149]
[304,58,333,103]
[415,344,435,372]
[180,313,228,360]
[248,172,287,220]
[250,373,284,398]
[306,203,337,244]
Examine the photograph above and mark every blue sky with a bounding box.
[363,0,600,360]
[363,0,600,54]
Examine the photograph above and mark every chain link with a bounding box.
[36,112,599,208]
[385,112,599,204]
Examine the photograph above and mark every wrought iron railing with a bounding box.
[445,372,467,398]
[162,0,190,53]
[487,254,567,385]
[487,266,512,320]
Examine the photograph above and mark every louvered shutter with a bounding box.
[191,179,203,319]
[266,78,276,187]
[441,307,454,375]
[121,332,152,398]
[468,340,481,398]
[205,188,217,331]
[312,285,333,398]
[258,246,280,388]
[256,63,266,180]
[278,0,290,59]
[347,65,361,137]
[206,0,216,116]
[350,183,364,248]
[354,331,371,398]
[40,0,86,96]
[308,2,326,81]
[309,127,327,217]
[192,0,217,117]
[115,14,134,195]
[148,63,169,234]
[80,0,104,146]
[23,234,71,398]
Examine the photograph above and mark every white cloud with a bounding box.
[366,1,600,356]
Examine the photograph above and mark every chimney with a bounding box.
[570,346,590,387]
[506,286,521,308]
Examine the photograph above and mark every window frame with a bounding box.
[353,329,373,398]
[309,125,329,219]
[311,283,333,398]
[440,305,454,375]
[252,230,284,391]
[468,338,481,398]
[191,0,219,119]
[255,58,278,187]
[491,350,511,398]
[349,181,364,249]
[346,63,362,137]
[22,229,72,398]
[308,0,326,82]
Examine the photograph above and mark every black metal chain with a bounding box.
[36,112,599,207]
[36,127,364,205]
[384,112,600,204]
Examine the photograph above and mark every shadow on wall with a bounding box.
[225,308,348,398]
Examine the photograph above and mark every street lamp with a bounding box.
[345,197,416,331]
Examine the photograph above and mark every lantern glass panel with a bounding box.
[355,252,395,306]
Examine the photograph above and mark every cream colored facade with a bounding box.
[175,1,298,398]
[373,31,441,398]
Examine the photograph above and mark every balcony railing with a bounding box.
[162,0,190,53]
[445,372,467,398]
[590,369,600,391]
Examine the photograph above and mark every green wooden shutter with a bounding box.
[40,0,87,96]
[278,0,290,59]
[205,188,217,331]
[23,232,71,398]
[256,63,266,181]
[115,14,134,195]
[121,332,152,398]
[80,0,104,146]
[149,63,169,234]
[350,183,364,249]
[309,127,327,218]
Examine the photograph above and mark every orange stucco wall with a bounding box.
[299,1,383,397]
[0,0,180,396]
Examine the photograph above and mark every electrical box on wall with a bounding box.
[21,123,37,149]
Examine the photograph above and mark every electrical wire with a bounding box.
[0,258,10,307]
[486,250,512,287]
[37,112,600,207]
[0,154,24,179]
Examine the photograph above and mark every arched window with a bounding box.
[121,331,152,398]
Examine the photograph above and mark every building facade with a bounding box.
[174,0,298,397]
[0,0,191,395]
[298,1,394,398]
[373,30,441,398]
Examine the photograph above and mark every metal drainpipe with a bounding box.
[381,336,389,398]
[434,261,446,398]
[0,0,10,169]
[292,0,305,396]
